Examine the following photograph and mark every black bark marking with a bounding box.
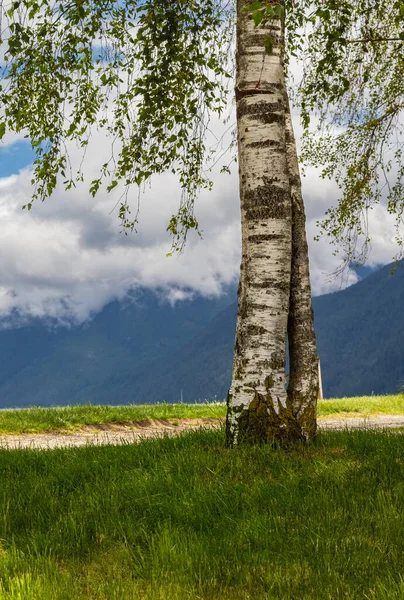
[248,233,284,242]
[249,280,290,292]
[235,88,274,102]
[246,324,268,336]
[244,176,290,221]
[246,139,282,149]
[236,98,284,123]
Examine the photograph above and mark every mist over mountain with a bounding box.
[0,262,402,409]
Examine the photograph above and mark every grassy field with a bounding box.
[317,394,404,418]
[0,402,225,434]
[0,427,403,599]
[0,394,403,434]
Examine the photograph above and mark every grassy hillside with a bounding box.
[0,428,403,599]
[0,395,403,434]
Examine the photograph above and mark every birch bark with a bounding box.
[285,101,319,439]
[226,0,302,445]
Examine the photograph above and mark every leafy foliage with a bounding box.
[0,0,233,249]
[2,0,402,263]
[293,0,404,267]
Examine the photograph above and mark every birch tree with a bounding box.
[226,0,318,445]
[0,0,319,445]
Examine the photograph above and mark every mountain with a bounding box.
[313,262,404,397]
[0,288,236,408]
[0,262,403,408]
[169,261,404,400]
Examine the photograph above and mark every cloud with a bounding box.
[0,123,241,322]
[0,99,400,324]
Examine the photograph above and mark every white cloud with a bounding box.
[0,96,400,323]
[0,123,241,322]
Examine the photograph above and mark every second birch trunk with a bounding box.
[285,101,319,438]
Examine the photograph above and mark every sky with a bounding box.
[0,95,399,325]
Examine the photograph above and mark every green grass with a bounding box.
[318,394,404,418]
[0,402,226,434]
[0,427,403,599]
[0,395,403,434]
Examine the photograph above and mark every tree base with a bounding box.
[287,389,317,440]
[226,390,309,447]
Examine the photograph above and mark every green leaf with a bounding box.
[0,122,6,140]
[107,180,118,192]
[272,4,284,18]
[264,36,273,55]
[252,10,263,27]
[316,8,331,20]
[243,2,262,13]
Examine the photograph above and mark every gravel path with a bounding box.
[0,415,403,450]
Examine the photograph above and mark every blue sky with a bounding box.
[0,141,35,178]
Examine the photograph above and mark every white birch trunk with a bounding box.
[226,0,302,445]
[285,101,319,438]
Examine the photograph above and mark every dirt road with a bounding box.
[0,415,403,450]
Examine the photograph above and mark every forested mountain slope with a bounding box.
[313,262,404,397]
[139,261,404,402]
[0,263,402,408]
[0,289,235,407]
